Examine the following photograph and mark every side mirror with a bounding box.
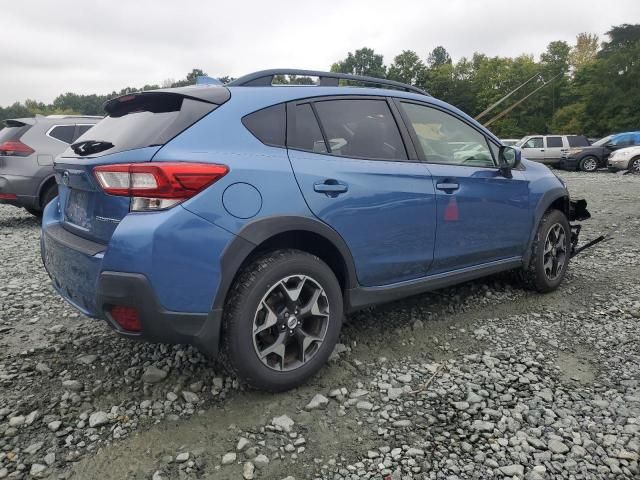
[498,146,521,178]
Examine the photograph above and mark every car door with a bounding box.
[520,136,545,162]
[286,97,437,287]
[397,100,531,274]
[544,136,566,164]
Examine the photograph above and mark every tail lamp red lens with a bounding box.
[0,141,35,156]
[110,305,141,332]
[93,162,228,211]
[0,193,18,200]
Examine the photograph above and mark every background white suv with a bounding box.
[516,135,590,166]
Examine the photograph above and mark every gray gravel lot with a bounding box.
[0,171,638,480]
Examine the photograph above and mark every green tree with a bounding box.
[387,50,425,85]
[569,33,599,71]
[427,46,452,68]
[331,47,386,78]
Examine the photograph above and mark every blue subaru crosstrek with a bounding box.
[41,69,591,391]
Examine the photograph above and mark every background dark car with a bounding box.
[560,131,640,172]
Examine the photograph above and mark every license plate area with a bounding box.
[65,190,92,229]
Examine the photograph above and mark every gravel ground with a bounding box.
[0,170,638,480]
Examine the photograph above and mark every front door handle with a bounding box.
[314,181,348,195]
[436,182,459,191]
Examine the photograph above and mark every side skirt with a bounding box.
[346,257,522,311]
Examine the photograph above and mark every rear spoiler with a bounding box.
[103,86,230,116]
[3,118,35,128]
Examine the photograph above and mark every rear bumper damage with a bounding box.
[568,199,608,258]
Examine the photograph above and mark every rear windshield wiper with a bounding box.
[70,140,114,156]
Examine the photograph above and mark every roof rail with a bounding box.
[46,114,103,119]
[227,69,429,96]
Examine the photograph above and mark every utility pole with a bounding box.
[483,73,562,127]
[475,73,541,121]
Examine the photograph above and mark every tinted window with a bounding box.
[567,135,590,147]
[612,134,634,146]
[242,104,285,147]
[0,124,31,143]
[289,104,327,153]
[66,94,217,157]
[49,125,76,143]
[546,136,563,148]
[73,124,94,142]
[401,102,495,167]
[523,137,543,149]
[314,99,407,160]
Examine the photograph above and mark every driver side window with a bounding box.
[523,137,543,149]
[400,102,495,167]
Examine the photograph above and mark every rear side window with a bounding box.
[567,135,590,147]
[313,99,407,160]
[0,124,31,143]
[67,93,218,156]
[546,136,563,148]
[242,104,285,147]
[48,125,76,144]
[73,124,94,142]
[289,104,327,153]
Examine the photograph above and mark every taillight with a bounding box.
[0,140,35,156]
[93,162,228,211]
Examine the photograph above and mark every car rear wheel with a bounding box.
[221,249,343,392]
[629,157,640,174]
[520,209,570,293]
[579,156,598,172]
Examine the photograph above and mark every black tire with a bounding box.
[579,156,599,172]
[40,184,58,209]
[520,209,571,293]
[25,207,42,218]
[628,156,640,174]
[221,249,343,392]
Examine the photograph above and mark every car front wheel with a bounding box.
[579,156,599,172]
[629,157,640,174]
[520,209,571,293]
[222,249,343,392]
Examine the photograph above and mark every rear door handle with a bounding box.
[314,181,348,194]
[436,182,459,191]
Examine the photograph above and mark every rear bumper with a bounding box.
[0,174,39,209]
[41,199,233,356]
[97,272,222,355]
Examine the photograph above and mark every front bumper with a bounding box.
[607,158,628,171]
[559,157,578,171]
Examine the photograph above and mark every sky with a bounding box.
[2,0,639,106]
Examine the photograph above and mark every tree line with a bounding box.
[1,24,638,138]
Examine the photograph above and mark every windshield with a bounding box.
[592,135,613,146]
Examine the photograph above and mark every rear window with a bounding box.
[74,124,94,142]
[567,135,590,147]
[48,125,76,144]
[242,104,286,147]
[546,136,563,148]
[67,93,218,157]
[0,124,31,143]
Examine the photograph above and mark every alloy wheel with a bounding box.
[252,275,330,372]
[631,158,640,174]
[543,223,567,281]
[582,157,597,172]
